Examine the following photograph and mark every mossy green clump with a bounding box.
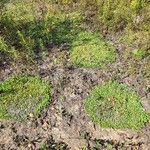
[70,31,117,68]
[0,75,50,121]
[84,81,149,129]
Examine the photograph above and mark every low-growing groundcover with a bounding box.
[70,31,117,68]
[84,81,149,129]
[0,75,50,121]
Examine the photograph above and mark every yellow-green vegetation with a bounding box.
[58,0,150,74]
[0,36,18,63]
[84,81,149,129]
[0,75,50,121]
[70,31,117,68]
[121,30,150,54]
[0,0,84,62]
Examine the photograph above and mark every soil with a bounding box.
[0,37,150,150]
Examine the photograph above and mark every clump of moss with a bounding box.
[0,75,50,121]
[84,81,149,129]
[70,31,117,68]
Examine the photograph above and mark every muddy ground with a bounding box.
[0,36,150,150]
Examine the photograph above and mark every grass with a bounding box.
[39,137,68,150]
[0,36,17,57]
[84,81,149,129]
[59,0,150,75]
[0,75,50,121]
[0,0,84,63]
[70,30,117,68]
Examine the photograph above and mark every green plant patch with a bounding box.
[50,11,84,45]
[0,75,50,121]
[0,0,84,62]
[0,36,18,59]
[3,0,36,23]
[70,31,117,68]
[132,49,148,59]
[84,81,149,129]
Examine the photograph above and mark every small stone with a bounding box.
[28,143,32,148]
[42,122,49,130]
[29,113,34,118]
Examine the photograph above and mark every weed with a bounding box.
[0,0,84,63]
[84,81,149,129]
[0,75,50,121]
[39,136,68,150]
[0,36,18,59]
